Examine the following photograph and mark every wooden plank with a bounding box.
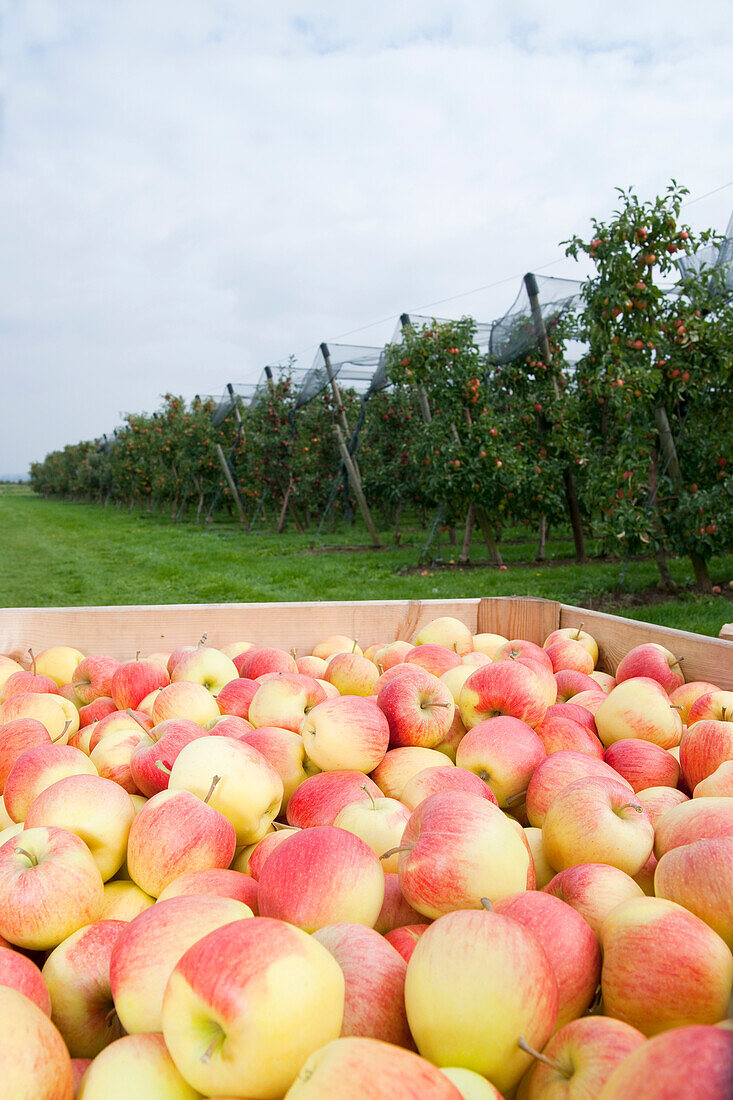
[560,604,733,690]
[720,622,733,643]
[477,597,561,644]
[0,599,483,663]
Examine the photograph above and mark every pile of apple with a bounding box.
[0,616,731,1099]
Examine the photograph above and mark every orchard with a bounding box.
[0,613,731,1097]
[29,185,732,585]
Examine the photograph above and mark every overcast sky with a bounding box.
[2,1,732,478]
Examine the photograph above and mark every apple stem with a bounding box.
[575,623,584,640]
[203,775,221,804]
[517,1036,569,1077]
[126,708,150,733]
[198,633,208,647]
[361,784,377,811]
[479,897,493,911]
[618,802,643,813]
[377,662,384,675]
[52,718,72,744]
[423,701,451,708]
[669,704,684,711]
[676,655,685,663]
[352,640,358,653]
[380,844,413,860]
[200,1027,224,1064]
[135,650,141,661]
[14,847,38,867]
[28,648,36,675]
[505,788,528,807]
[722,707,728,722]
[154,760,172,775]
[290,648,297,659]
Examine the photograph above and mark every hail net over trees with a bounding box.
[292,344,389,410]
[488,276,583,363]
[677,209,733,302]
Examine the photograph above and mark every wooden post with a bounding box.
[524,272,586,563]
[333,423,381,546]
[401,315,432,423]
[215,444,246,523]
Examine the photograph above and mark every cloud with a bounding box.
[1,1,732,475]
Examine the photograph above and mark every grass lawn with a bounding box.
[2,486,732,637]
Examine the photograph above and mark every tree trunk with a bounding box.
[475,506,503,566]
[563,470,586,562]
[394,503,403,547]
[536,515,547,562]
[459,504,474,563]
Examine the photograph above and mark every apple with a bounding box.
[169,646,238,696]
[396,790,534,919]
[168,734,283,845]
[158,866,259,911]
[471,632,508,658]
[0,691,76,743]
[313,922,412,1046]
[0,656,24,692]
[33,646,85,688]
[258,825,385,931]
[206,713,254,737]
[0,825,104,949]
[554,669,601,702]
[372,746,453,800]
[440,664,475,705]
[685,688,733,726]
[98,880,155,922]
[373,640,414,671]
[78,697,116,727]
[654,795,733,858]
[215,675,260,719]
[543,627,598,665]
[1,667,59,701]
[312,635,363,659]
[615,643,684,693]
[526,750,633,828]
[234,825,298,876]
[600,896,733,1034]
[248,672,327,733]
[432,708,468,761]
[655,836,733,949]
[286,768,382,827]
[109,893,253,1034]
[72,655,121,705]
[384,924,429,963]
[493,891,602,1027]
[604,738,680,791]
[404,644,463,678]
[126,787,237,897]
[590,670,617,694]
[129,718,205,797]
[42,919,126,1058]
[533,711,604,758]
[566,689,607,714]
[24,773,135,881]
[0,717,52,791]
[0,985,74,1100]
[218,640,256,659]
[693,759,733,797]
[455,716,546,808]
[291,1037,465,1098]
[459,661,549,731]
[302,695,390,773]
[400,765,499,812]
[373,873,430,934]
[596,1024,733,1099]
[378,668,455,749]
[151,681,221,725]
[162,917,345,1098]
[74,1032,201,1100]
[0,942,52,1014]
[413,616,473,656]
[668,680,720,724]
[296,654,329,678]
[542,776,654,875]
[85,708,152,751]
[325,651,381,696]
[521,1015,646,1100]
[544,639,595,675]
[680,718,733,790]
[405,907,558,1095]
[89,727,147,793]
[109,659,168,713]
[595,677,682,749]
[334,791,411,872]
[4,743,98,822]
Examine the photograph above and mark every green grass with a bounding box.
[2,486,731,637]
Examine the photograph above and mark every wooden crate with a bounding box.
[1,597,731,689]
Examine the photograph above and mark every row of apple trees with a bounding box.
[30,184,732,589]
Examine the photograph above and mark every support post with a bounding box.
[333,424,381,546]
[215,444,246,523]
[524,272,586,563]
